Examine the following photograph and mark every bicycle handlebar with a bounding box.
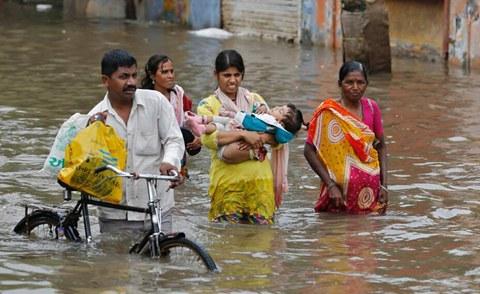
[95,165,180,181]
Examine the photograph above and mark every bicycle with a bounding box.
[13,164,218,272]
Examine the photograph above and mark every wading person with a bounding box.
[89,49,185,233]
[304,60,388,214]
[197,49,294,224]
[141,54,201,156]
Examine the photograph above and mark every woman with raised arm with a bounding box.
[304,61,388,214]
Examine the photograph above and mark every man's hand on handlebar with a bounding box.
[159,162,184,189]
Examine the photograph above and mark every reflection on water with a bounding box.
[1,2,480,293]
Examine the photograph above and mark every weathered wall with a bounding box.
[385,0,444,61]
[85,0,125,18]
[64,0,219,29]
[62,0,480,69]
[189,0,220,29]
[222,0,300,43]
[312,0,449,63]
[449,0,480,68]
[341,0,391,73]
[63,0,88,18]
[138,0,219,28]
[301,0,341,48]
[138,0,189,24]
[63,0,125,18]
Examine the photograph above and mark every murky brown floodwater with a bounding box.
[1,2,480,293]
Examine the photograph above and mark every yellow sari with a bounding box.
[197,92,275,223]
[307,99,386,214]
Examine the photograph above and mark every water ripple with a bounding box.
[431,208,471,219]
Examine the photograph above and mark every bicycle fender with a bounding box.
[161,232,186,241]
[13,210,61,234]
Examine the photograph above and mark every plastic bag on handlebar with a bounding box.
[41,113,90,177]
[57,121,126,203]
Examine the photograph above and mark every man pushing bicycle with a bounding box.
[88,49,185,233]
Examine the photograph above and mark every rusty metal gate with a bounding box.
[221,0,300,43]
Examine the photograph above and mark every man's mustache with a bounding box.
[124,86,137,92]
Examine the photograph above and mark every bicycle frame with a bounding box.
[67,193,150,242]
[42,165,179,243]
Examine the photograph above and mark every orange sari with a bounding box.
[307,99,386,214]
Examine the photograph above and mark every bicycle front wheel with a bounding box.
[159,237,217,272]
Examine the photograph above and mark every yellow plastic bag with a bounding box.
[58,121,126,203]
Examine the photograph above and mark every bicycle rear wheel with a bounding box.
[13,210,80,241]
[159,237,218,272]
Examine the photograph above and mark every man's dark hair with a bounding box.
[281,103,304,135]
[101,49,137,77]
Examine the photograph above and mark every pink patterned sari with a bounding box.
[306,98,386,214]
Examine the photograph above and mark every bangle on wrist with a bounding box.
[249,149,255,160]
[327,181,336,190]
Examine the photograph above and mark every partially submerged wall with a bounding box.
[63,0,219,29]
[385,0,444,62]
[341,0,391,73]
[449,0,480,69]
[137,0,220,28]
[221,0,300,43]
[301,0,341,48]
[62,0,480,69]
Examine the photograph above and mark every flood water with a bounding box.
[1,2,480,293]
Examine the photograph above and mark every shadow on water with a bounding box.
[1,1,480,292]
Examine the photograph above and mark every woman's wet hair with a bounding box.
[141,54,172,89]
[101,49,137,77]
[338,60,368,85]
[281,103,305,135]
[215,49,245,77]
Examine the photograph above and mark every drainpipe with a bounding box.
[443,0,450,61]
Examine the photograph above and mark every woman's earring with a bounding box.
[152,80,155,85]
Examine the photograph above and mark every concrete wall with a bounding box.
[62,0,480,69]
[139,0,189,24]
[64,0,219,29]
[449,0,480,69]
[189,0,220,29]
[63,0,88,18]
[385,0,444,62]
[136,0,220,29]
[301,0,341,48]
[222,0,300,43]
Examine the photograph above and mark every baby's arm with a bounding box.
[221,133,276,163]
[219,143,251,163]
